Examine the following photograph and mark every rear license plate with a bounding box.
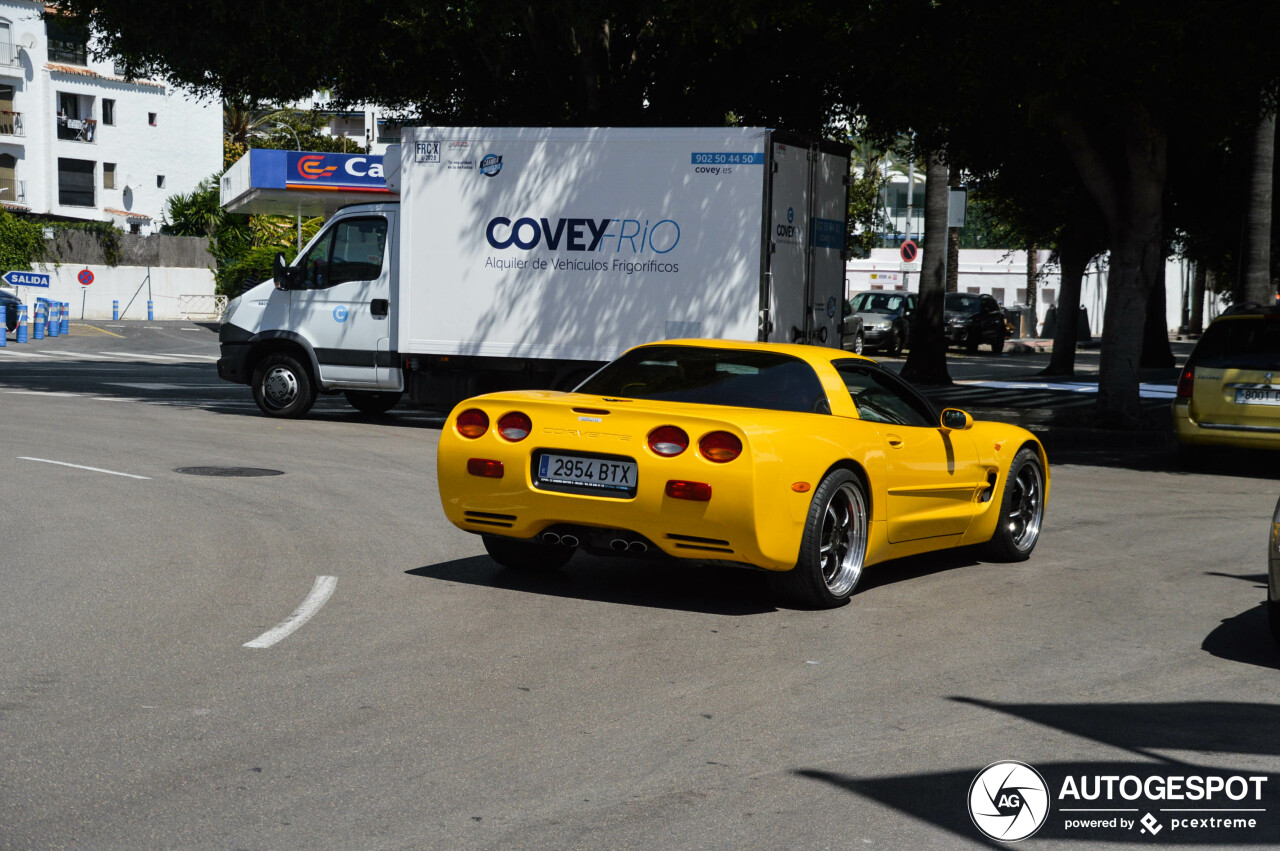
[1233,386,1280,406]
[534,452,638,498]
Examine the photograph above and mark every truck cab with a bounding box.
[217,202,403,416]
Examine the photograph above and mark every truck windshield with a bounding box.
[576,346,829,414]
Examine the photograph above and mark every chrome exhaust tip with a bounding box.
[627,541,649,554]
[610,539,629,552]
[560,534,579,548]
[540,532,561,545]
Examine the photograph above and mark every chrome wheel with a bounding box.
[262,365,299,409]
[819,481,868,597]
[1004,461,1044,552]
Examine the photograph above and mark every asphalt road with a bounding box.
[2,322,1277,850]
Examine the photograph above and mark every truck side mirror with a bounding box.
[273,252,301,290]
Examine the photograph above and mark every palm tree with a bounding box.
[223,99,286,147]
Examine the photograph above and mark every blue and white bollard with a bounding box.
[1,304,7,347]
[112,300,119,321]
[33,302,45,340]
[16,304,27,343]
[147,300,154,321]
[60,303,69,335]
[48,302,60,337]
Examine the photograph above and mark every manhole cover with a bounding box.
[174,466,285,477]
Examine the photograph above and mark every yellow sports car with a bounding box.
[437,340,1049,608]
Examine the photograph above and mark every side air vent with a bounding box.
[666,533,733,553]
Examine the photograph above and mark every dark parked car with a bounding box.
[1,286,21,333]
[845,291,916,355]
[945,292,1008,354]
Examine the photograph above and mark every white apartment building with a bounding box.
[289,90,405,156]
[0,1,221,233]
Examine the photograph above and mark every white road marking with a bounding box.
[18,456,150,480]
[6,390,82,397]
[243,576,338,649]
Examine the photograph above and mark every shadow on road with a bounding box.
[406,554,780,616]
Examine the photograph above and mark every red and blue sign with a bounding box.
[284,151,389,192]
[78,268,95,286]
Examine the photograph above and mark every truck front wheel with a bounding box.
[252,352,317,418]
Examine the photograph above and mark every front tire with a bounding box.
[983,447,1045,561]
[252,352,317,418]
[851,331,865,356]
[885,328,902,357]
[776,469,869,608]
[992,333,1005,354]
[345,390,402,415]
[482,534,574,571]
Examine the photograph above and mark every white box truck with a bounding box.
[217,127,851,417]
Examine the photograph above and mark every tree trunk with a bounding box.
[901,154,952,385]
[1025,243,1038,337]
[946,162,960,293]
[1141,263,1175,367]
[1190,262,1207,334]
[1244,112,1276,305]
[1056,106,1168,426]
[1042,239,1091,376]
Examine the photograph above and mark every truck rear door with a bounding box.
[764,136,851,349]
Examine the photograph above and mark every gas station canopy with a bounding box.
[220,149,397,217]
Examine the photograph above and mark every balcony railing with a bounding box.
[0,177,27,204]
[48,39,88,66]
[0,41,22,68]
[56,117,96,142]
[0,110,22,136]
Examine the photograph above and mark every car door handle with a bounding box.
[371,298,389,317]
[886,434,905,448]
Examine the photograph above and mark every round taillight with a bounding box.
[497,411,532,441]
[456,408,489,439]
[648,425,689,457]
[699,431,742,463]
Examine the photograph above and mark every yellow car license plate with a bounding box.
[534,451,638,498]
[1234,385,1280,406]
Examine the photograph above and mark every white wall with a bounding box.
[4,265,216,320]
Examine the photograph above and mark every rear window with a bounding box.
[1192,318,1280,369]
[576,346,829,414]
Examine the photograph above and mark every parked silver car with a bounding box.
[846,291,915,356]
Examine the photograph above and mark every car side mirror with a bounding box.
[940,408,973,432]
[273,252,301,290]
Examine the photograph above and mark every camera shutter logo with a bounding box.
[968,761,1050,842]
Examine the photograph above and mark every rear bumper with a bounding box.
[1173,401,1280,450]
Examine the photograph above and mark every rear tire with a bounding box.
[482,534,574,571]
[992,333,1005,354]
[345,390,402,415]
[775,469,868,608]
[983,447,1045,561]
[252,352,317,418]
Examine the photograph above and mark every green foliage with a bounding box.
[0,209,46,270]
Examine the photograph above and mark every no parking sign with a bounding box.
[78,268,95,286]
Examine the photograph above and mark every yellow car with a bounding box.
[437,340,1049,608]
[1173,309,1280,460]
